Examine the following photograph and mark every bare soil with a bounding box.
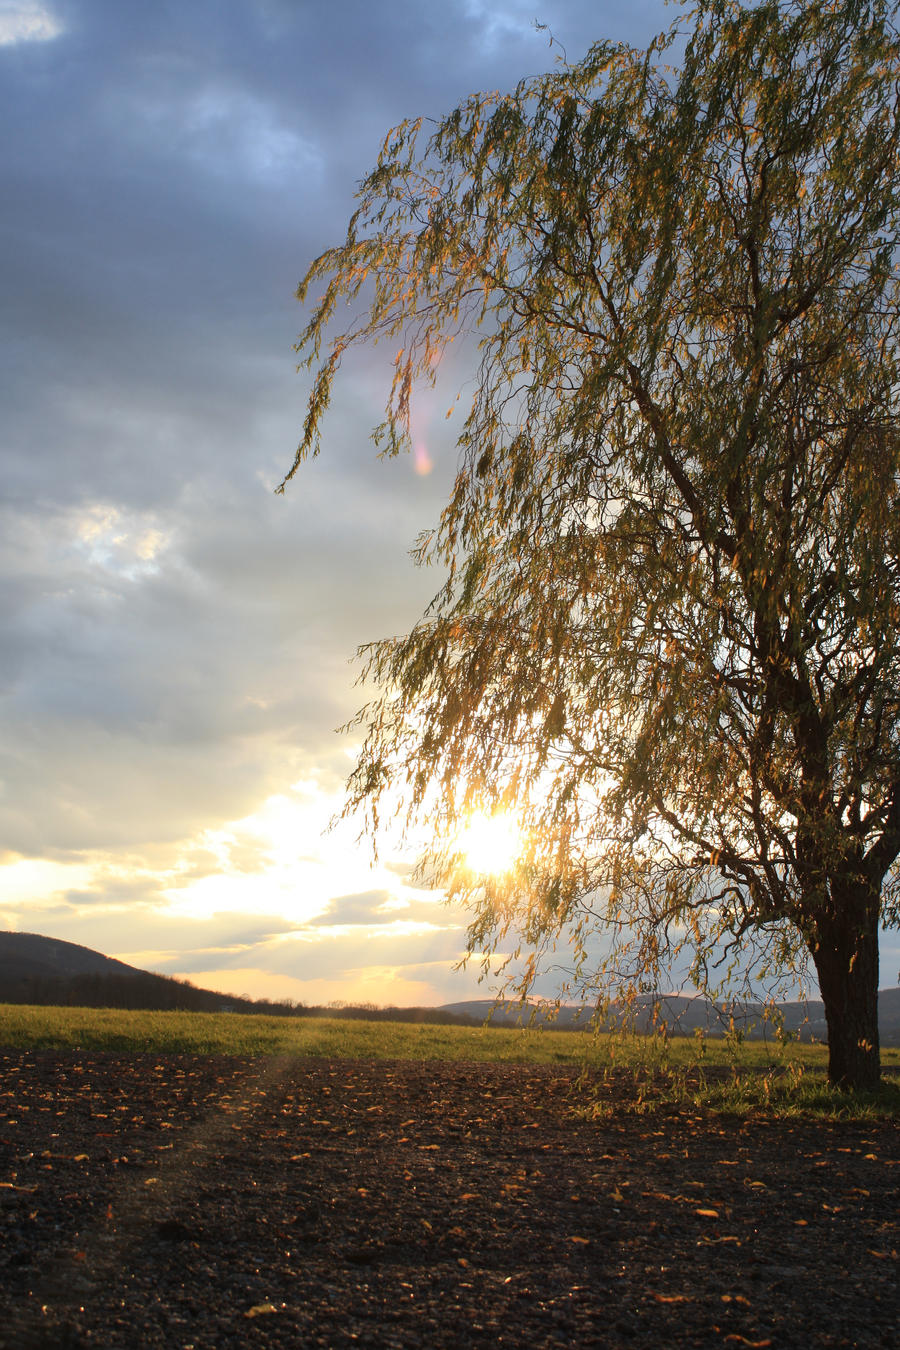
[1,1050,898,1348]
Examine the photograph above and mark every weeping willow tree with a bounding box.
[283,0,900,1090]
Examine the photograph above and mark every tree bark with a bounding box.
[810,881,881,1091]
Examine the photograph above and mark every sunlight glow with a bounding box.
[458,811,522,876]
[73,504,169,577]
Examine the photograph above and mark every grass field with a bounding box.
[1,1002,898,1117]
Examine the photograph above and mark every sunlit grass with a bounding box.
[576,1057,900,1121]
[0,1004,897,1118]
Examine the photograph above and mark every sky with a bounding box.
[3,0,896,1010]
[0,0,683,1007]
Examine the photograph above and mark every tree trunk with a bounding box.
[810,882,881,1091]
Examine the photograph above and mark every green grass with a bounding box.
[1,1003,897,1118]
[0,1003,605,1061]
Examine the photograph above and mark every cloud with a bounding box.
[0,1,62,45]
[384,860,416,879]
[63,877,163,908]
[461,0,541,53]
[111,79,323,188]
[308,889,397,927]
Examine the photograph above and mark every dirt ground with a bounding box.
[0,1050,898,1348]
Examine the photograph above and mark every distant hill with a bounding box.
[0,931,276,1015]
[0,931,145,984]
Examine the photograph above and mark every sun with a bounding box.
[458,811,522,876]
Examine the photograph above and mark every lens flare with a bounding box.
[414,440,433,475]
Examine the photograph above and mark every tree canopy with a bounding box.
[285,0,900,1089]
